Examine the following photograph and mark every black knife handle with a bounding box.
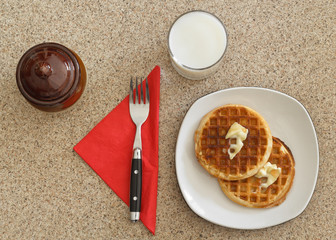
[130,148,142,222]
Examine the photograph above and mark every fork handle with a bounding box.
[130,148,142,222]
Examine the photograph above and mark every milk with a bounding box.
[168,11,227,80]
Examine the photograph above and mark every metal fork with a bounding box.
[129,76,150,222]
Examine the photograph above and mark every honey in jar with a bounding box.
[16,42,86,112]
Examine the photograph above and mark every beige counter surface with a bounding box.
[1,1,335,239]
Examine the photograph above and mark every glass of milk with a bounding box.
[168,10,228,80]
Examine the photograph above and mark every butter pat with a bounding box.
[255,162,281,188]
[225,122,248,159]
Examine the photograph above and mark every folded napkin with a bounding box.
[74,66,160,234]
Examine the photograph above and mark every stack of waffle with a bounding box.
[194,104,295,208]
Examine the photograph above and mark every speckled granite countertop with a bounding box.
[0,1,335,239]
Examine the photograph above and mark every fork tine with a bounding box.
[130,77,133,104]
[135,77,139,104]
[140,77,144,103]
[145,77,149,103]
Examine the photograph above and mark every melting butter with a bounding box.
[225,122,248,159]
[255,162,281,188]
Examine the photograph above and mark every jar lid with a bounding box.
[16,42,80,106]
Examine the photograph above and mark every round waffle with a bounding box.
[218,137,295,208]
[194,104,273,180]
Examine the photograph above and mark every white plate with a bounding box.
[175,87,319,229]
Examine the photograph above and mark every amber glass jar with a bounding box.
[16,42,86,112]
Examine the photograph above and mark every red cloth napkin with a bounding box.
[74,66,160,234]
